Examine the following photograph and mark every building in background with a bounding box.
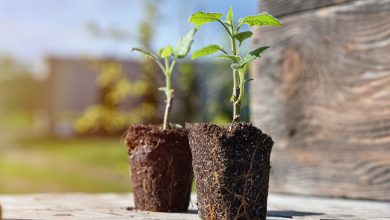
[42,56,236,137]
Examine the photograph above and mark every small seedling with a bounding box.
[189,7,281,121]
[131,29,196,130]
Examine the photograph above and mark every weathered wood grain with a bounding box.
[251,0,390,200]
[260,0,353,17]
[0,193,388,220]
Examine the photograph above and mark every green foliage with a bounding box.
[238,46,269,68]
[192,44,226,60]
[132,29,196,129]
[174,29,197,59]
[131,48,159,62]
[75,62,154,134]
[241,12,282,27]
[234,31,253,45]
[188,12,223,28]
[189,7,281,121]
[159,45,173,58]
[216,54,241,62]
[226,6,233,26]
[76,0,160,135]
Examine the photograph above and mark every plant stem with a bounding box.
[163,90,173,130]
[232,69,240,120]
[230,26,241,121]
[162,59,175,130]
[235,70,245,121]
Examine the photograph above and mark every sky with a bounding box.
[0,0,258,74]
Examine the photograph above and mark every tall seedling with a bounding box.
[190,7,281,121]
[132,29,196,130]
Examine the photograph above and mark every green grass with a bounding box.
[0,137,131,194]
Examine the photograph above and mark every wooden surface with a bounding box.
[0,193,389,220]
[251,0,390,200]
[260,0,352,17]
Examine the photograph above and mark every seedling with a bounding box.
[190,7,281,121]
[131,29,196,130]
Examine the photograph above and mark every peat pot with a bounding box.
[124,125,193,212]
[186,122,273,220]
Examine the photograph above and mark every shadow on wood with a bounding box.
[268,210,323,218]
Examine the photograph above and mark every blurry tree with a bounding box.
[74,61,155,134]
[75,0,161,134]
[201,62,250,125]
[0,56,41,126]
[136,1,160,124]
[174,62,200,123]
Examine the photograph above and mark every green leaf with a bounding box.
[226,6,233,26]
[234,31,253,44]
[238,46,269,67]
[173,29,197,59]
[158,45,173,58]
[216,54,241,62]
[189,12,223,28]
[242,12,282,27]
[192,44,225,60]
[131,48,159,61]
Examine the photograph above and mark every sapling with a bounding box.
[190,7,282,121]
[131,29,196,130]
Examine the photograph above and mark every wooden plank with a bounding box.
[0,193,388,219]
[270,149,390,200]
[251,0,390,200]
[260,0,353,17]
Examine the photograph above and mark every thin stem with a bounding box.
[237,70,245,105]
[230,23,241,121]
[168,59,176,73]
[164,58,169,73]
[162,58,175,130]
[217,20,232,37]
[234,70,246,122]
[162,89,173,130]
[162,71,172,130]
[155,60,166,74]
[232,69,240,120]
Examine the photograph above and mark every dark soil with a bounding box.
[124,125,193,212]
[186,122,274,220]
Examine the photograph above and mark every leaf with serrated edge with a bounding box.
[234,31,253,44]
[238,46,269,67]
[173,29,196,59]
[217,54,240,62]
[159,45,173,58]
[189,12,223,28]
[192,44,224,60]
[242,12,282,27]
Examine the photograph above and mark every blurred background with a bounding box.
[0,0,255,193]
[0,0,389,201]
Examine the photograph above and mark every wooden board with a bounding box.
[251,0,390,200]
[0,193,388,220]
[260,0,353,17]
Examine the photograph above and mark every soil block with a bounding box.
[124,125,193,212]
[186,122,274,220]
